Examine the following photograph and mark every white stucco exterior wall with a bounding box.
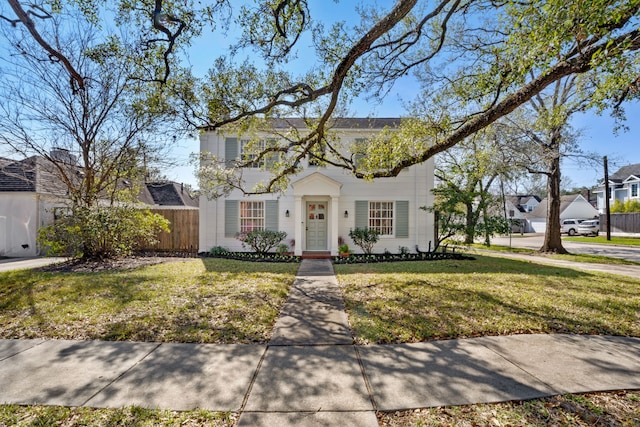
[198,125,436,255]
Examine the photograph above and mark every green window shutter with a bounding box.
[225,200,239,237]
[396,200,409,238]
[225,137,238,167]
[355,200,369,229]
[265,200,279,231]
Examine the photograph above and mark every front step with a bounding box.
[301,251,333,259]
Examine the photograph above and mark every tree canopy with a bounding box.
[1,0,639,198]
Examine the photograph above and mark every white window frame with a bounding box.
[369,201,394,237]
[240,139,266,168]
[240,201,264,232]
[631,183,638,198]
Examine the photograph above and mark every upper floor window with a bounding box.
[369,201,394,236]
[240,201,264,232]
[237,138,279,169]
[240,140,266,168]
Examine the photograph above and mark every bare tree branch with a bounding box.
[5,0,85,93]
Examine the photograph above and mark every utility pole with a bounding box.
[604,156,611,241]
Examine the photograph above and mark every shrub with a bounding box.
[38,206,170,259]
[209,246,229,256]
[276,243,290,254]
[237,229,287,254]
[348,227,379,254]
[338,243,350,253]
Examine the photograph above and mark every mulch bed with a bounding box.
[35,256,181,273]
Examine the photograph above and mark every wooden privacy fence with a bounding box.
[140,208,199,254]
[600,212,640,233]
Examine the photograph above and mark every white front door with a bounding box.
[306,201,327,251]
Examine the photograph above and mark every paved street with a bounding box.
[490,234,640,263]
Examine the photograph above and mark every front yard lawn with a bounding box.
[0,258,297,343]
[335,255,640,344]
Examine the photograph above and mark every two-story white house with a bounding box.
[593,163,640,213]
[198,118,436,256]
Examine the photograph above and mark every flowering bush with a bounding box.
[236,229,287,254]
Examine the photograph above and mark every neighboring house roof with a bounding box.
[594,163,640,190]
[0,156,67,195]
[610,163,640,182]
[141,182,199,207]
[506,195,542,213]
[1,157,199,208]
[527,194,596,218]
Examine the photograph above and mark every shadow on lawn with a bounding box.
[334,253,604,278]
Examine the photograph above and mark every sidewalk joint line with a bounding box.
[0,339,47,362]
[353,344,378,412]
[79,342,162,407]
[238,345,269,414]
[479,340,559,394]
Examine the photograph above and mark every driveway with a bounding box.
[490,234,640,263]
[0,257,67,272]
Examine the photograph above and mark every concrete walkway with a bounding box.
[1,259,640,427]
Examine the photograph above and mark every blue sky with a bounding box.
[1,1,637,191]
[166,1,639,191]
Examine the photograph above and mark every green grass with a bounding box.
[0,405,235,426]
[378,391,640,426]
[0,258,298,343]
[335,255,640,344]
[564,235,640,246]
[466,242,639,265]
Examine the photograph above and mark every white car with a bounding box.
[578,219,600,236]
[560,219,584,236]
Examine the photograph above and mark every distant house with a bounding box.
[525,194,599,233]
[0,155,196,257]
[592,163,640,214]
[503,195,542,232]
[0,156,68,257]
[508,195,541,214]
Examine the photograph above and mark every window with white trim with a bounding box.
[631,183,638,198]
[369,201,394,236]
[240,201,264,232]
[240,139,266,168]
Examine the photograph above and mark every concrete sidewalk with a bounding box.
[1,259,640,427]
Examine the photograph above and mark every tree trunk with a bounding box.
[539,139,568,253]
[464,203,475,244]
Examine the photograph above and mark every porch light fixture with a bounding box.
[285,210,290,217]
[344,210,348,218]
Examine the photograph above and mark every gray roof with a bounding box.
[0,156,67,195]
[142,182,199,207]
[610,163,640,182]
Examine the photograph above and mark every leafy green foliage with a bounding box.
[349,227,379,254]
[37,206,169,259]
[611,199,640,213]
[236,229,287,254]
